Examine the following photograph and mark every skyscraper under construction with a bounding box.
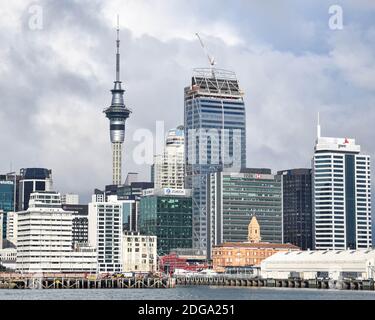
[184,68,247,255]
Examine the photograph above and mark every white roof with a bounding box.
[262,249,375,264]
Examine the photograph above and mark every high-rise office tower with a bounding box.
[207,168,282,258]
[184,68,246,253]
[103,21,131,186]
[312,118,372,250]
[278,169,313,250]
[139,188,193,256]
[154,126,185,190]
[18,168,53,211]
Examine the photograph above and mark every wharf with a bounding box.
[0,275,175,289]
[175,275,375,291]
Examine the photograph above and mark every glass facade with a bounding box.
[184,69,247,252]
[139,196,192,255]
[0,180,14,240]
[278,169,313,250]
[207,170,282,258]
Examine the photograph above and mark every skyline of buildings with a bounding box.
[0,19,373,277]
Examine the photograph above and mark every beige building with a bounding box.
[213,216,299,270]
[122,232,157,273]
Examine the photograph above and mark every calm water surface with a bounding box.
[0,286,375,300]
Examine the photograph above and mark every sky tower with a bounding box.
[104,19,131,185]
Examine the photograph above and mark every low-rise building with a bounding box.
[0,248,16,270]
[212,217,299,271]
[122,232,157,273]
[261,249,375,280]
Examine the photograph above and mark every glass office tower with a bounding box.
[207,169,282,258]
[139,189,192,256]
[278,169,313,250]
[184,68,246,254]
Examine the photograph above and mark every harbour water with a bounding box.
[1,286,375,300]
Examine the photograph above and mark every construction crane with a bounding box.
[196,33,216,76]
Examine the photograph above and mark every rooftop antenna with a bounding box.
[317,112,321,138]
[196,33,216,77]
[116,14,120,82]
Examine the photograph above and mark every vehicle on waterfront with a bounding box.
[199,269,218,276]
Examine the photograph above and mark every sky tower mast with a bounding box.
[103,17,131,185]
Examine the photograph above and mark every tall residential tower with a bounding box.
[104,21,131,185]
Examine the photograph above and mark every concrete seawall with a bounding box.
[175,276,375,291]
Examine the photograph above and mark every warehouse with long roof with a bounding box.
[261,249,375,280]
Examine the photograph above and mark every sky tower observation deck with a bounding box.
[104,22,131,186]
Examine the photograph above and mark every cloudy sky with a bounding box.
[0,0,374,204]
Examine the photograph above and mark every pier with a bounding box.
[0,274,175,289]
[175,275,375,291]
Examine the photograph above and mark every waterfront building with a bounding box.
[103,21,131,186]
[207,168,283,259]
[122,231,157,273]
[139,188,193,256]
[261,249,375,281]
[0,248,16,270]
[154,126,185,190]
[62,204,89,248]
[88,199,123,273]
[313,119,372,250]
[212,217,298,272]
[184,68,247,254]
[61,193,79,205]
[18,168,53,211]
[248,216,262,243]
[16,192,96,273]
[159,251,208,274]
[278,168,313,250]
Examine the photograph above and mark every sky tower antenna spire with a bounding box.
[116,14,120,82]
[317,111,321,138]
